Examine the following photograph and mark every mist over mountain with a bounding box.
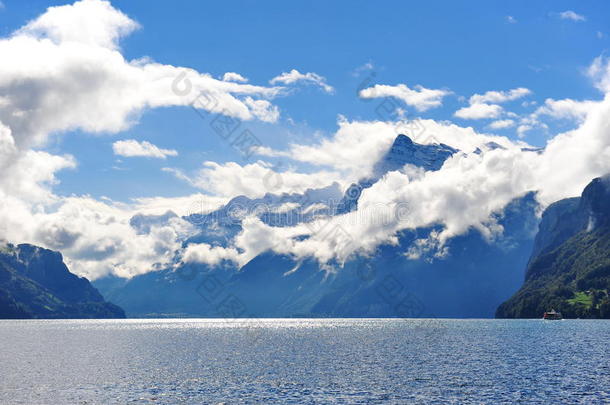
[337,134,457,214]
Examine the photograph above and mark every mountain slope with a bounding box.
[0,243,125,319]
[496,176,610,319]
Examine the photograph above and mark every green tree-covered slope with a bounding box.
[497,176,610,319]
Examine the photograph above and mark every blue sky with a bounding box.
[2,0,609,201]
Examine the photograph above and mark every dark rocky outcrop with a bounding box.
[0,243,125,319]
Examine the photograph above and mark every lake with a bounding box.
[0,319,608,404]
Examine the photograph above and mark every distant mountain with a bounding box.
[0,243,125,319]
[496,176,610,319]
[183,182,343,249]
[95,134,539,318]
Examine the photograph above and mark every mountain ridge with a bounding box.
[0,243,125,319]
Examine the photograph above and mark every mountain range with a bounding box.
[3,134,607,320]
[94,135,540,318]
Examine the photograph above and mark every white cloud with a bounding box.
[359,83,450,111]
[270,69,334,93]
[454,88,530,121]
[182,243,239,267]
[533,98,596,123]
[558,10,586,22]
[274,120,400,179]
[0,119,194,280]
[18,0,139,49]
[454,103,503,119]
[469,88,531,104]
[506,16,517,24]
[242,97,280,123]
[131,193,229,217]
[588,56,610,93]
[130,193,229,216]
[113,139,177,159]
[516,124,532,139]
[488,119,515,129]
[222,72,248,82]
[166,160,341,199]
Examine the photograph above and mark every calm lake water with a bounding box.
[0,319,608,404]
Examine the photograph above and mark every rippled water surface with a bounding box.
[0,319,608,404]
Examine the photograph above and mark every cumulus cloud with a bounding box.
[454,103,503,119]
[455,88,530,121]
[165,161,341,199]
[113,139,177,159]
[558,10,586,22]
[270,69,334,93]
[533,98,596,123]
[359,83,450,111]
[488,119,515,129]
[469,88,531,104]
[17,0,139,49]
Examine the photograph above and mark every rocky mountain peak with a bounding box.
[371,134,457,179]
